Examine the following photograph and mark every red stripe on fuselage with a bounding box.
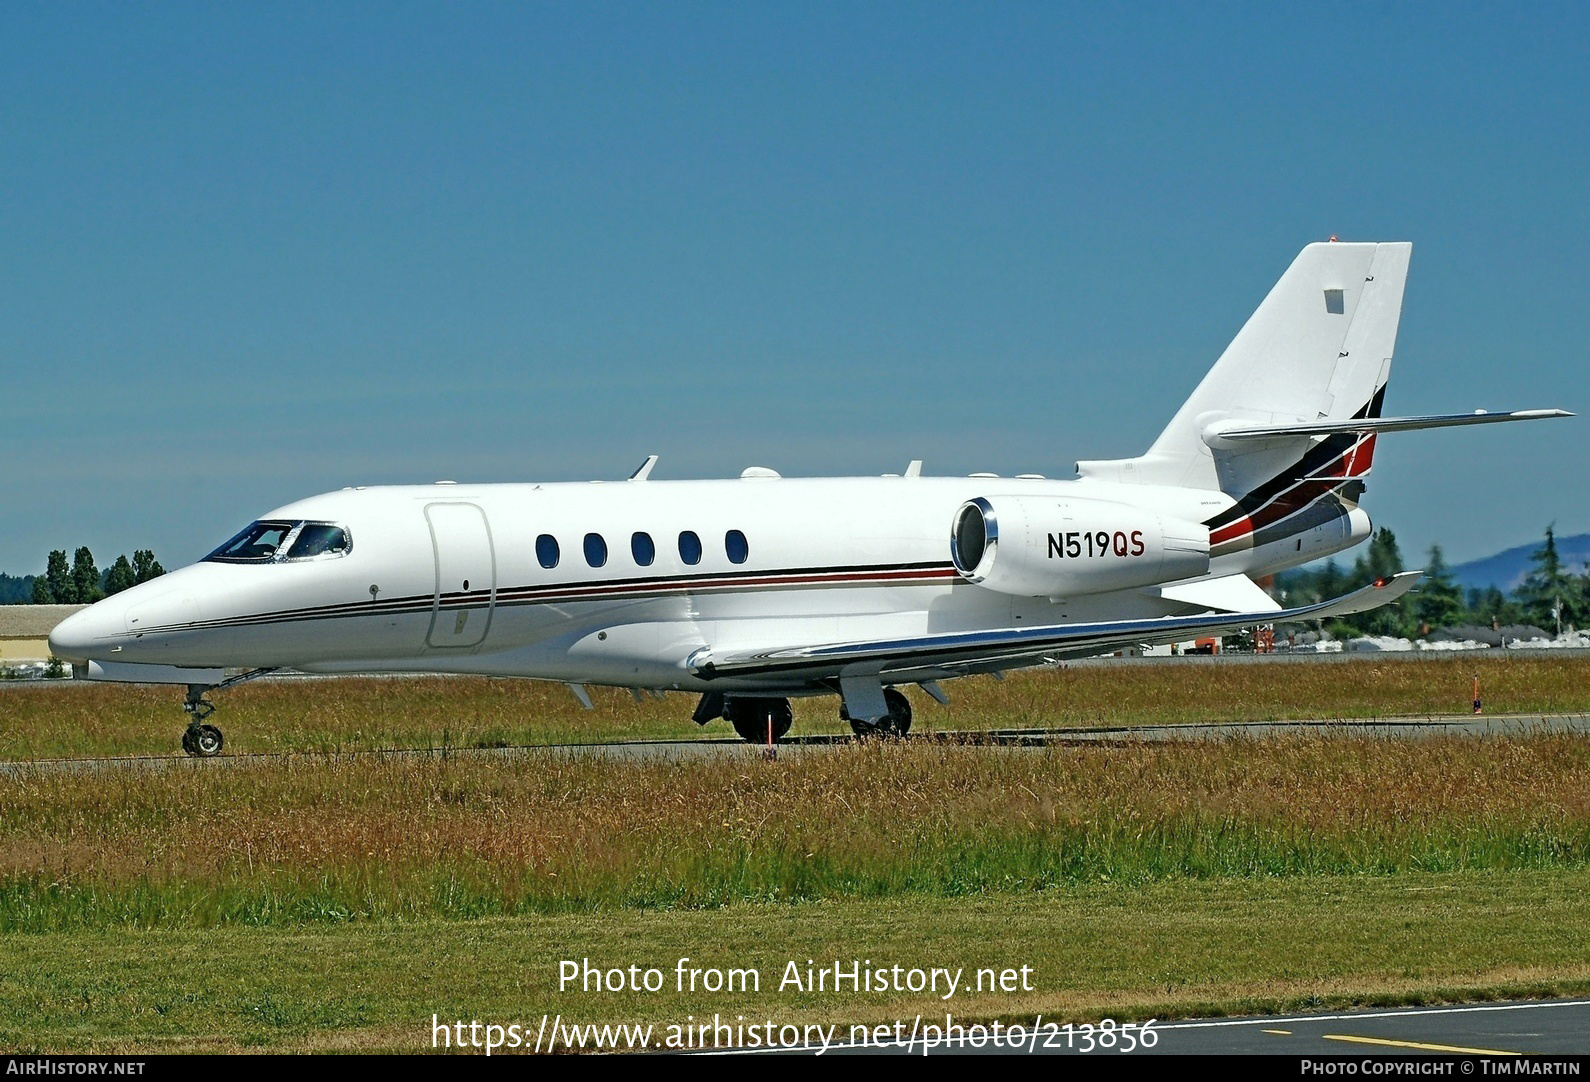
[1208,434,1374,547]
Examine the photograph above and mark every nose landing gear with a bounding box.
[181,685,225,757]
[178,669,277,757]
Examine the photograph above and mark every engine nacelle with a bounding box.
[950,495,1211,598]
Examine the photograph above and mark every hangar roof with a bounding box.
[0,605,87,639]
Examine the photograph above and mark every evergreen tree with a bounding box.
[1474,585,1520,629]
[1337,528,1411,636]
[104,555,137,596]
[31,576,54,604]
[1365,526,1405,582]
[1413,544,1464,634]
[70,547,103,605]
[44,550,72,604]
[132,549,165,583]
[1516,524,1576,633]
[0,574,36,604]
[1316,558,1345,602]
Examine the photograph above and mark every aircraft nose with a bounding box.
[47,599,127,662]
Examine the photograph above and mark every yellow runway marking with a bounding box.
[1323,1033,1519,1055]
[1262,1029,1292,1035]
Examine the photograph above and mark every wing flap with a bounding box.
[690,571,1421,681]
[1158,573,1282,613]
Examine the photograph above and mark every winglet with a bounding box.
[628,455,659,481]
[1305,570,1423,620]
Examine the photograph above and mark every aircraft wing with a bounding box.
[688,571,1421,681]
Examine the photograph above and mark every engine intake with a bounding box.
[951,495,1210,598]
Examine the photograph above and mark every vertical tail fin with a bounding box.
[1077,240,1411,497]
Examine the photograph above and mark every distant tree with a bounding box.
[1472,585,1520,630]
[1364,526,1406,583]
[132,549,165,583]
[103,555,138,596]
[1515,524,1578,633]
[1315,558,1345,603]
[31,576,54,604]
[70,547,103,605]
[1412,545,1465,634]
[0,574,35,604]
[1337,528,1411,637]
[43,550,72,604]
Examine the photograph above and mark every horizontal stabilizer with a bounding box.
[690,572,1422,681]
[1204,409,1572,447]
[1158,573,1282,613]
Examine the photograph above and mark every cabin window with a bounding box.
[536,534,560,569]
[584,532,608,568]
[631,531,655,566]
[204,521,296,563]
[678,530,702,566]
[725,529,749,564]
[286,523,350,560]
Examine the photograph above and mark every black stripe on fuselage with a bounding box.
[135,561,962,636]
[1201,386,1384,534]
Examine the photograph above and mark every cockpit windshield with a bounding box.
[206,521,295,562]
[204,521,352,564]
[287,524,349,559]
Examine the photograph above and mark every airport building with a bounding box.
[0,605,83,662]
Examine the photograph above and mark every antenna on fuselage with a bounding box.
[628,454,659,481]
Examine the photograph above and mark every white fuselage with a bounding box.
[49,473,1368,696]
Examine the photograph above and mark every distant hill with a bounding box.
[1449,533,1590,593]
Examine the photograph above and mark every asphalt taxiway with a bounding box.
[3,712,1588,776]
[740,998,1590,1056]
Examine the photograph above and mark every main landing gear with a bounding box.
[690,685,914,745]
[843,686,913,739]
[725,697,794,744]
[692,693,795,745]
[179,669,277,757]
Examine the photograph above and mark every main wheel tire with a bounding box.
[727,698,793,744]
[189,724,224,758]
[849,687,913,739]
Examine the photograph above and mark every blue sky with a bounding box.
[1,2,1584,572]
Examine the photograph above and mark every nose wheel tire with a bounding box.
[848,687,913,739]
[182,724,224,758]
[726,697,794,744]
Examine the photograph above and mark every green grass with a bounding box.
[2,872,1588,1053]
[5,667,1590,1052]
[3,736,1589,929]
[2,653,1589,760]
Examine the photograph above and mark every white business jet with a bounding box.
[50,241,1570,755]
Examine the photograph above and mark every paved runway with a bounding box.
[1136,998,1590,1056]
[4,712,1588,776]
[745,998,1590,1056]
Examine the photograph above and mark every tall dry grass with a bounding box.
[1,654,1587,759]
[3,734,1588,929]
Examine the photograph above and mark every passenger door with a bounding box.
[425,502,495,649]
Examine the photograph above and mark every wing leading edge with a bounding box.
[689,571,1422,681]
[1205,409,1571,446]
